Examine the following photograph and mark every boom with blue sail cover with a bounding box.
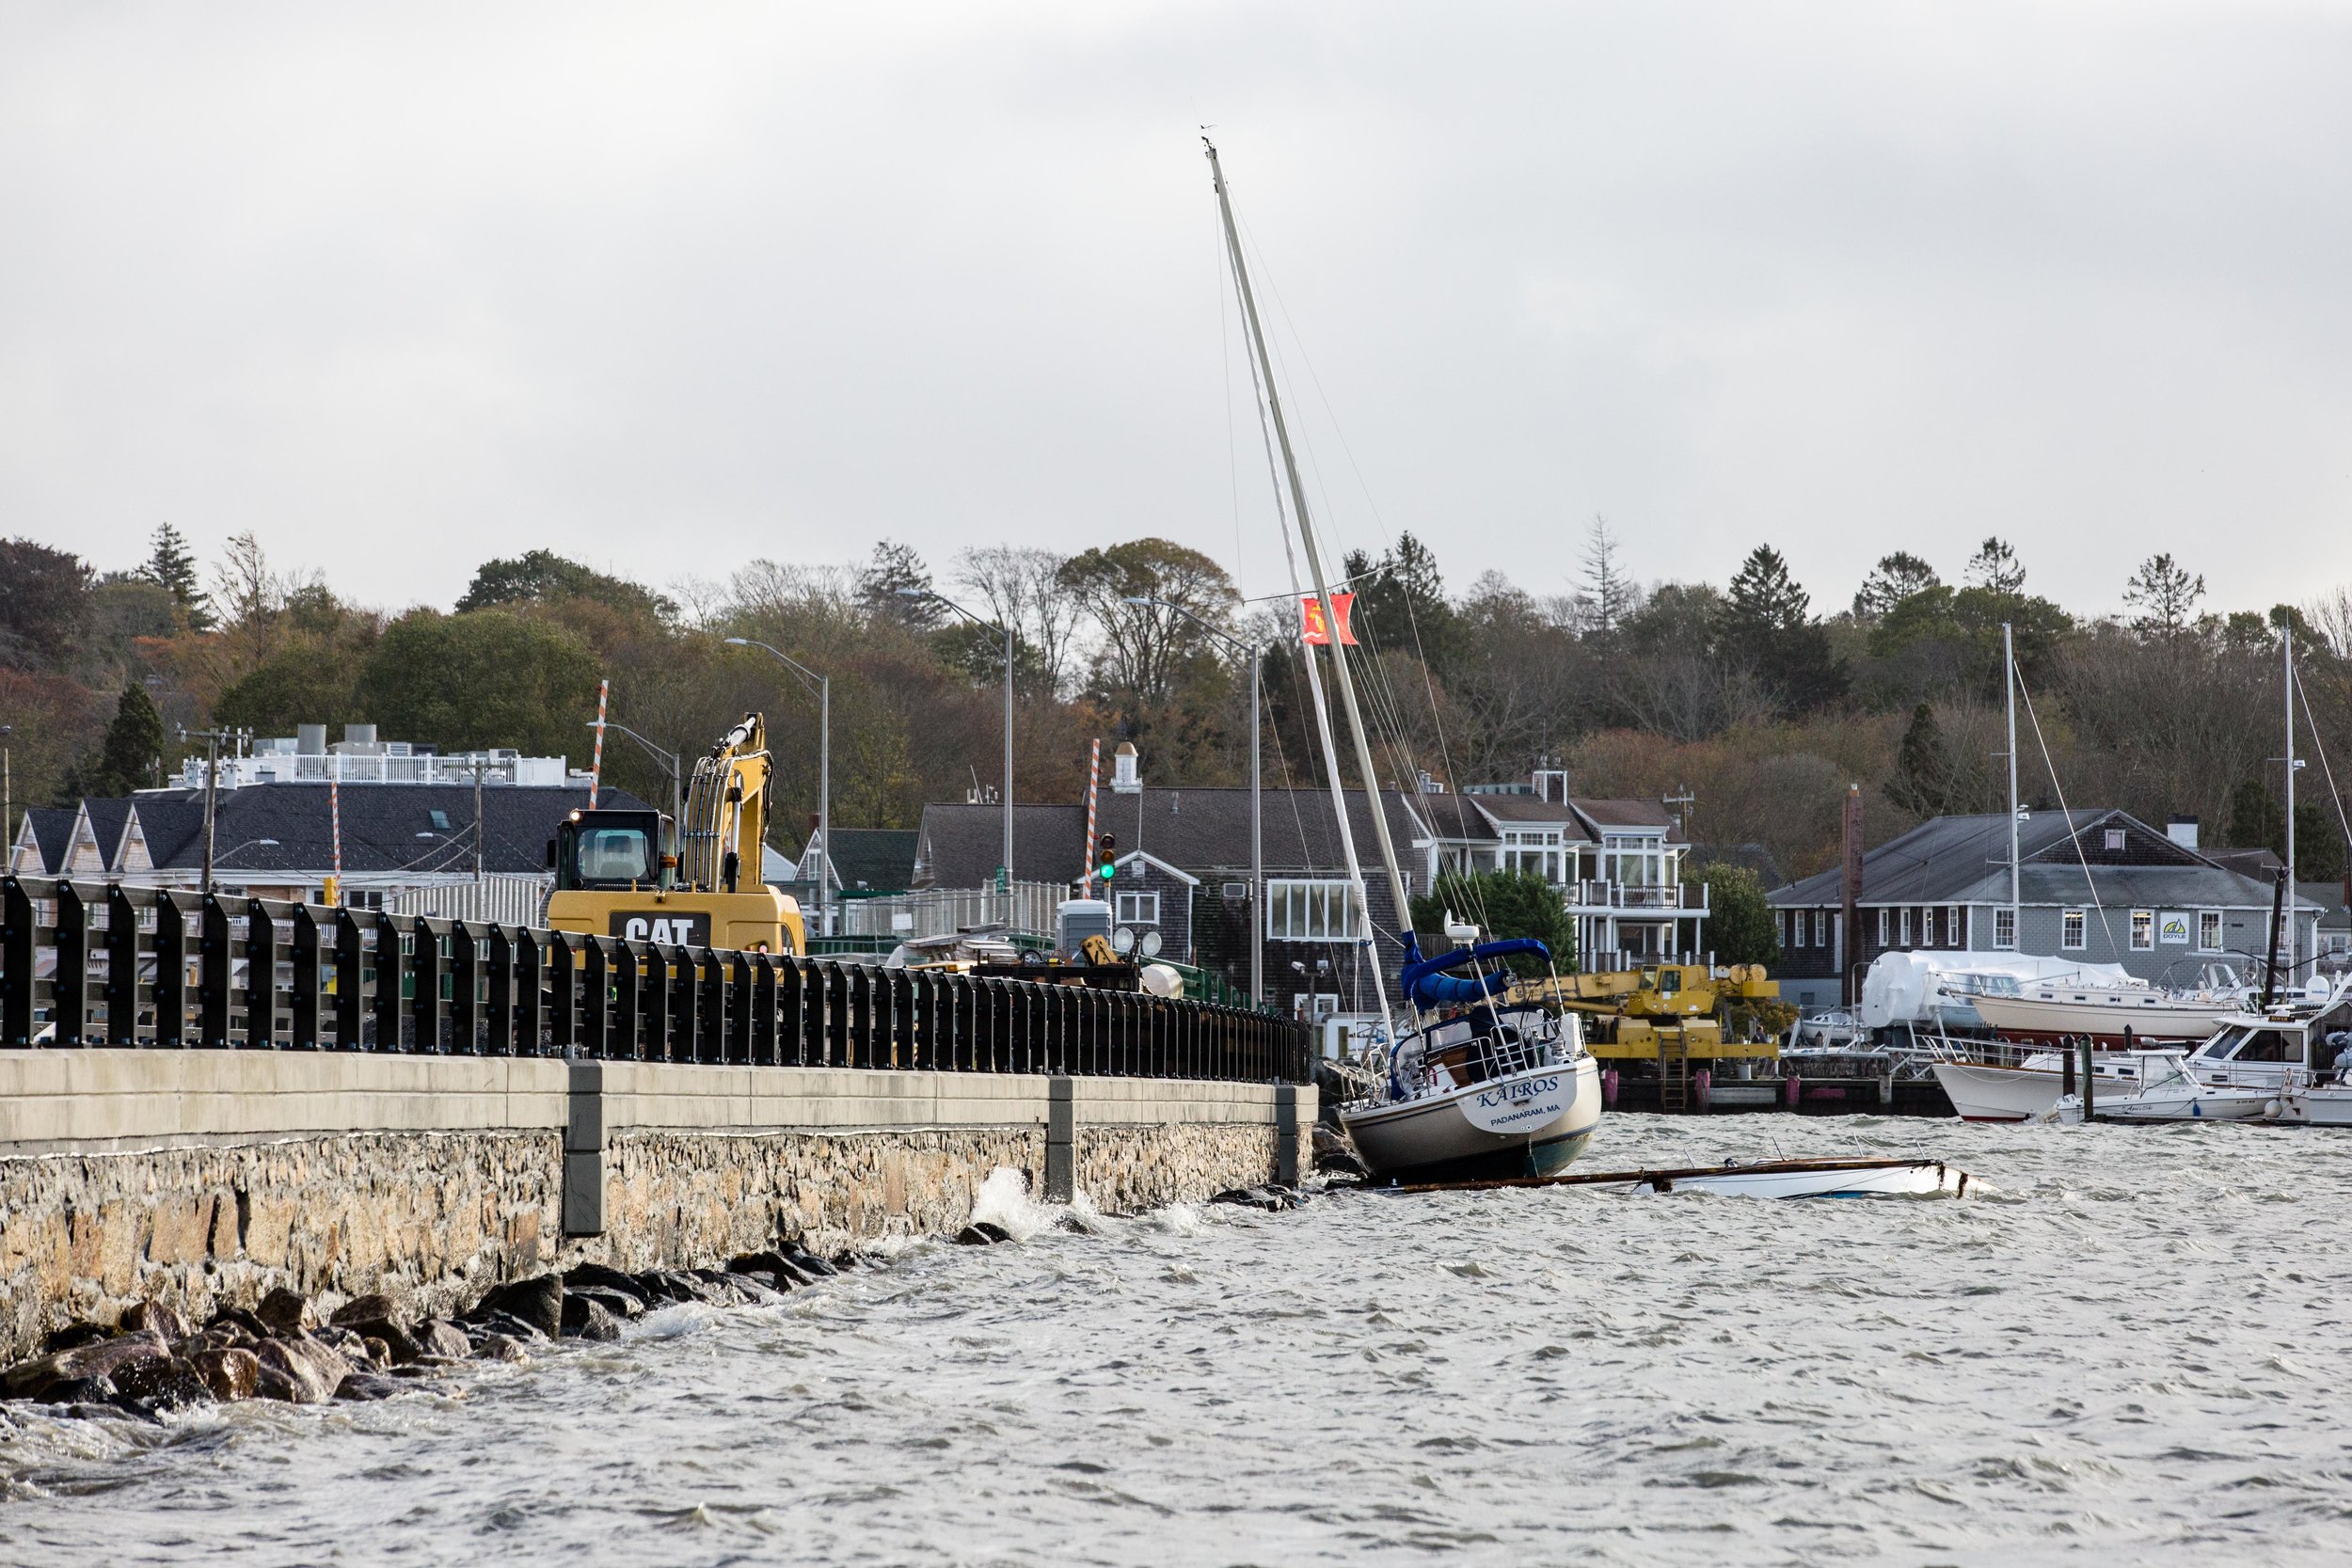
[1399,935,1551,1011]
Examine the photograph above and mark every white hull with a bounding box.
[1640,1162,1956,1198]
[1342,1057,1601,1183]
[1931,1060,2068,1121]
[2063,1087,2275,1123]
[2267,1085,2352,1126]
[1972,991,2235,1043]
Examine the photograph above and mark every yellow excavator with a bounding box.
[546,712,807,954]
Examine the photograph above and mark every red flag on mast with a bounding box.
[1300,594,1359,646]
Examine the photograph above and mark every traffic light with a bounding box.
[1094,833,1117,881]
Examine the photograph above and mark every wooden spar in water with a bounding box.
[1382,1155,1962,1196]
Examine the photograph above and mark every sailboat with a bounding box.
[1204,139,1601,1183]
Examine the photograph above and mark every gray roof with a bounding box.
[1574,799,1678,832]
[19,783,651,879]
[1770,809,2296,912]
[1471,795,1584,829]
[914,787,1431,889]
[827,829,919,893]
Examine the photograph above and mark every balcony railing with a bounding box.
[1563,879,1709,913]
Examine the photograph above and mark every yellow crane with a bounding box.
[546,712,807,954]
[1507,962,1790,1062]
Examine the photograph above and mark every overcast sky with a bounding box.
[4,2,2348,621]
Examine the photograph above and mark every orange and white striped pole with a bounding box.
[1082,737,1101,888]
[588,678,610,808]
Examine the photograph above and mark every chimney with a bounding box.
[1111,741,1140,795]
[2167,815,2200,850]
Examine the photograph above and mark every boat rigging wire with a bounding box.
[2012,665,2122,958]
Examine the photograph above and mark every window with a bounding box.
[427,809,452,832]
[2130,909,2154,951]
[2104,828,2127,852]
[2199,911,2223,954]
[1899,908,1913,947]
[1994,908,2016,950]
[1267,879,1360,941]
[1293,992,1341,1022]
[1115,891,1159,926]
[2062,909,2086,950]
[1813,910,1828,949]
[1948,906,1963,948]
[1877,909,1890,947]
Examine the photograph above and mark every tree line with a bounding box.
[4,521,2347,891]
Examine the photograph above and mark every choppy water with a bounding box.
[7,1115,2352,1565]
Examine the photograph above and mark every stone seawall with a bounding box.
[0,1051,1312,1364]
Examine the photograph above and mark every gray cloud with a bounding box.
[3,1,2346,617]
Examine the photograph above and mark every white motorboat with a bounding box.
[1340,938,1602,1183]
[2052,1051,2277,1123]
[1970,964,2249,1046]
[1929,1047,2154,1121]
[2268,1077,2352,1127]
[2178,982,2352,1092]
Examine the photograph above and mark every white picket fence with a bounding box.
[834,881,1067,941]
[383,875,551,927]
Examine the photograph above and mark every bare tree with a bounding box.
[1575,515,1640,637]
[955,545,1085,698]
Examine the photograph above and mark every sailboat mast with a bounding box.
[2285,620,2297,984]
[1204,140,1415,944]
[2004,621,2020,949]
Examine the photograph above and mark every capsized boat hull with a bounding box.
[1341,1056,1601,1184]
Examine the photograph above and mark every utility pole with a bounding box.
[1,724,12,866]
[183,725,247,895]
[472,756,487,884]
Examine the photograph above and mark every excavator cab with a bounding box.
[551,808,671,892]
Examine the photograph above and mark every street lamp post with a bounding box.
[1123,596,1265,1007]
[723,639,832,936]
[585,721,683,832]
[903,591,1013,889]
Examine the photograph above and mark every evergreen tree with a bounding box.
[1851,551,1941,621]
[142,522,213,631]
[1697,863,1779,966]
[1963,537,2026,596]
[1888,702,1947,816]
[59,683,165,800]
[858,539,939,628]
[1348,531,1458,666]
[1407,868,1574,976]
[2123,552,2205,637]
[1719,545,1844,715]
[2228,778,2284,856]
